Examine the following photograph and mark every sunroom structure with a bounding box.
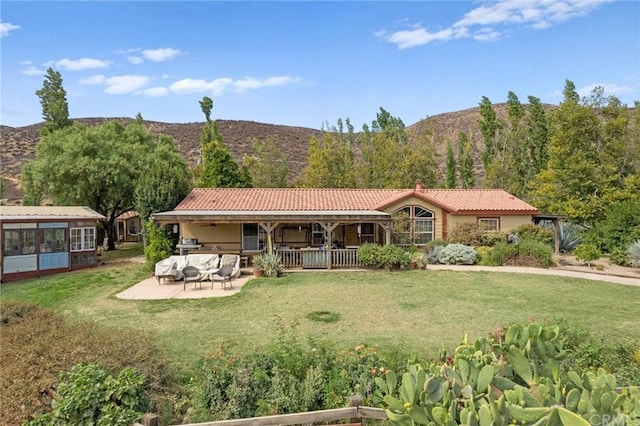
[0,206,106,282]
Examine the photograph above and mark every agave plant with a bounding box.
[627,240,640,268]
[543,221,583,253]
[254,252,284,277]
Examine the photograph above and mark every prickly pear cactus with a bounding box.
[376,323,639,426]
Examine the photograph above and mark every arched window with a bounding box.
[394,206,434,245]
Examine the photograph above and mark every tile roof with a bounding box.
[175,188,538,214]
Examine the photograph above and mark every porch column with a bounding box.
[553,218,560,254]
[318,222,339,269]
[378,222,392,245]
[258,222,277,254]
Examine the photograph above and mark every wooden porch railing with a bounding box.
[276,249,361,269]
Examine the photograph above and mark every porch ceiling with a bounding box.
[152,210,391,224]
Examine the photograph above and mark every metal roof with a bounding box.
[0,206,106,221]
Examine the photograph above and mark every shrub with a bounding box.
[476,246,499,266]
[484,240,553,267]
[609,246,628,266]
[144,221,173,272]
[627,240,640,268]
[28,363,148,426]
[574,243,602,267]
[437,243,477,265]
[188,324,407,422]
[447,222,484,246]
[426,245,445,265]
[479,231,507,247]
[357,244,409,270]
[583,199,640,254]
[514,223,554,246]
[1,302,177,425]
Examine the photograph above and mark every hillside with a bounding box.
[0,103,551,204]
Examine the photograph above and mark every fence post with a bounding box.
[140,413,159,426]
[349,394,364,425]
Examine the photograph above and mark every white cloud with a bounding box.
[127,56,144,64]
[577,83,635,98]
[169,78,234,95]
[79,75,106,85]
[169,75,302,95]
[104,75,149,94]
[381,0,611,49]
[22,65,45,76]
[55,57,110,71]
[0,21,21,37]
[141,48,183,62]
[138,87,169,97]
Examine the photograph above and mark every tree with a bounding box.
[197,97,251,188]
[134,134,192,223]
[35,67,71,135]
[357,107,437,188]
[478,96,501,172]
[242,137,289,188]
[445,141,456,188]
[300,118,355,188]
[457,131,475,189]
[529,87,639,224]
[21,120,175,250]
[526,96,549,174]
[562,79,580,104]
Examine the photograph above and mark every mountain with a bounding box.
[0,103,552,205]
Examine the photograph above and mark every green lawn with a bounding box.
[2,262,639,368]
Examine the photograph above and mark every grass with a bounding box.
[2,263,639,370]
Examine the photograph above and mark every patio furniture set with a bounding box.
[154,253,241,290]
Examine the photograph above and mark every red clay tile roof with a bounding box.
[175,188,538,214]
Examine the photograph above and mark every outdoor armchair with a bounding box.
[182,265,204,290]
[211,265,235,290]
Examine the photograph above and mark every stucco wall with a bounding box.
[181,223,242,252]
[446,214,532,234]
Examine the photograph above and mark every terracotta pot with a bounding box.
[408,262,417,270]
[253,269,264,277]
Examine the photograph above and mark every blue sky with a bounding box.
[1,1,638,130]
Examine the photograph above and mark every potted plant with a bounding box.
[408,251,424,270]
[252,255,266,277]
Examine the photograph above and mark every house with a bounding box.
[152,182,538,269]
[0,206,106,283]
[116,211,142,243]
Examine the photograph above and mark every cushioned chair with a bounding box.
[182,265,203,290]
[211,265,234,290]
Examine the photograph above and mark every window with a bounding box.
[39,228,68,253]
[393,206,434,245]
[242,224,266,251]
[478,218,500,232]
[358,223,375,244]
[311,223,325,246]
[70,227,95,251]
[2,228,36,256]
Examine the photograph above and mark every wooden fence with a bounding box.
[135,396,388,426]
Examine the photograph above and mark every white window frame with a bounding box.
[394,206,435,245]
[478,218,500,231]
[70,227,95,252]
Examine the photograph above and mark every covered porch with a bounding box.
[152,210,393,270]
